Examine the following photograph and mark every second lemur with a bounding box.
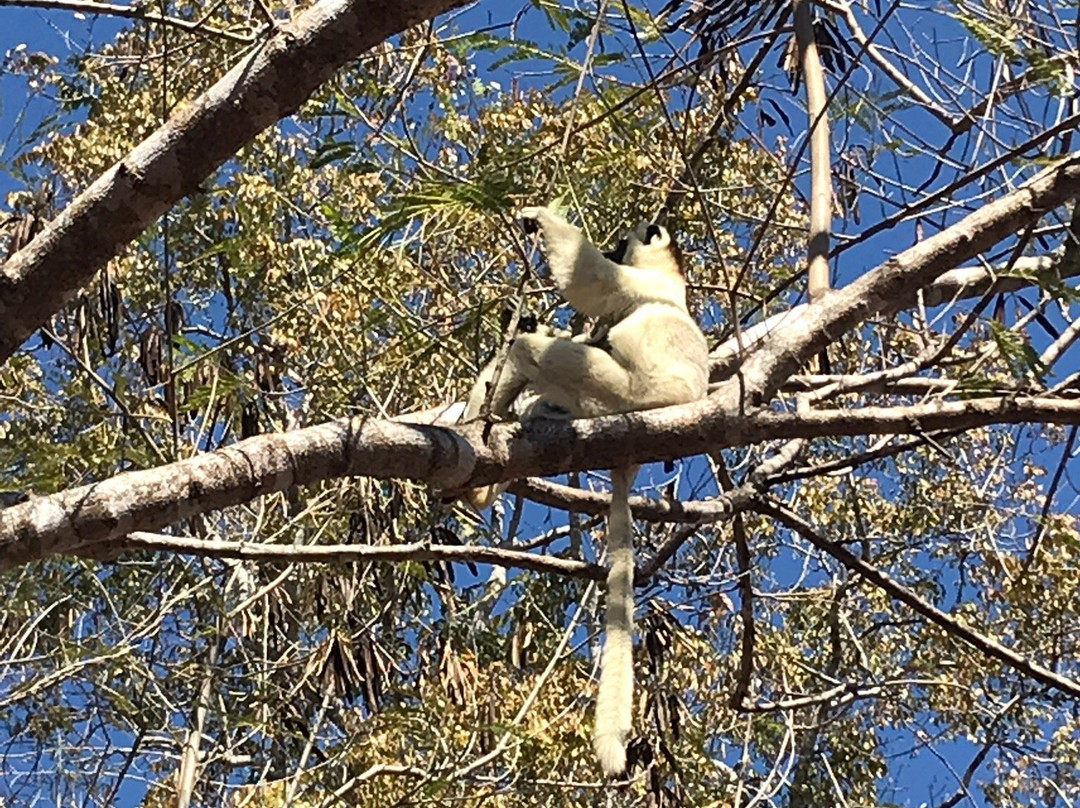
[460,206,709,776]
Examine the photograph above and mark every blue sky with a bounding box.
[1,7,111,199]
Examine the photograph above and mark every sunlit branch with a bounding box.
[0,0,471,363]
[9,393,1080,567]
[794,0,832,302]
[733,152,1080,397]
[739,680,884,712]
[110,531,605,580]
[786,374,965,396]
[510,478,753,525]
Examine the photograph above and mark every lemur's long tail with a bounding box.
[593,465,637,777]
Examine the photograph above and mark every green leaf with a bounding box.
[310,139,356,169]
[987,319,1046,383]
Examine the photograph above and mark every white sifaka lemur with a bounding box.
[459,206,709,776]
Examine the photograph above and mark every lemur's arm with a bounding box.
[519,206,624,319]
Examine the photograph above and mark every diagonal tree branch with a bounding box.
[0,0,471,362]
[816,0,956,129]
[712,155,1080,382]
[712,246,1080,380]
[756,499,1080,699]
[729,152,1080,396]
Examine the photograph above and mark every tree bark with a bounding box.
[6,396,1080,567]
[0,0,471,362]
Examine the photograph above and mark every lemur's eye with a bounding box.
[645,224,662,243]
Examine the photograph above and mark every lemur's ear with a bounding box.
[645,224,663,243]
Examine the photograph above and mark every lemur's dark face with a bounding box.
[603,237,630,264]
[608,223,685,278]
[499,305,538,335]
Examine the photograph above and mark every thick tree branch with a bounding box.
[0,0,470,362]
[713,248,1079,381]
[8,395,1080,567]
[757,499,1080,699]
[730,153,1080,396]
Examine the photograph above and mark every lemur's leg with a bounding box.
[508,333,633,418]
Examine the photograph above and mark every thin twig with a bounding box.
[110,532,605,580]
[0,0,255,43]
[756,499,1080,699]
[1022,423,1078,570]
[816,0,955,128]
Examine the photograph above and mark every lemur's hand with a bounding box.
[518,206,546,235]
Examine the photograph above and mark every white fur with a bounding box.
[459,206,709,774]
[593,464,636,776]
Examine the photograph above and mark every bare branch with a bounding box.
[831,113,1080,261]
[817,0,956,129]
[757,500,1080,699]
[118,532,605,580]
[0,0,471,362]
[509,478,752,524]
[739,681,884,712]
[714,247,1080,381]
[794,0,833,301]
[0,0,254,43]
[732,152,1080,397]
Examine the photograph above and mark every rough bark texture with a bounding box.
[0,0,470,361]
[6,396,1080,567]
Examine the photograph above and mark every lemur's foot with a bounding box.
[522,400,573,422]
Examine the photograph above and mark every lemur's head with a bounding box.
[604,222,685,279]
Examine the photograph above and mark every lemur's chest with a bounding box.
[603,303,695,366]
